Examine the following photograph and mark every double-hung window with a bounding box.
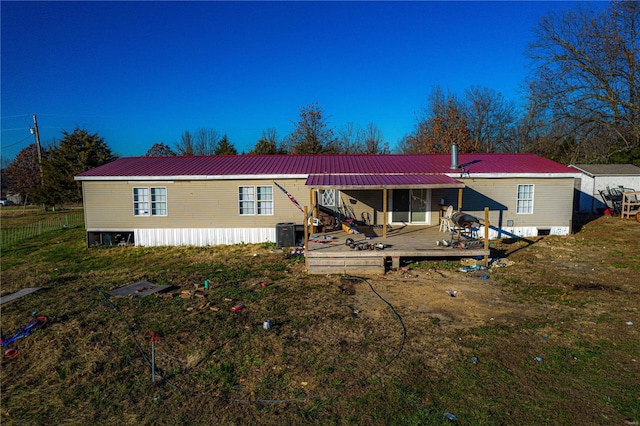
[239,185,273,215]
[257,186,273,215]
[516,184,534,214]
[133,187,167,216]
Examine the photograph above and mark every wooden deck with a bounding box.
[305,224,490,275]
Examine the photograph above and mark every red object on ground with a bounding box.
[604,209,612,216]
[231,304,245,312]
[4,348,18,358]
[145,330,161,343]
[260,282,268,287]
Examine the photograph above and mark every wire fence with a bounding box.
[1,212,84,247]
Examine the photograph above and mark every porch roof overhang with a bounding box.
[305,173,465,190]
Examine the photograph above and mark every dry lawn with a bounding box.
[0,215,638,425]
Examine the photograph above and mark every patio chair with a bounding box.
[439,205,455,232]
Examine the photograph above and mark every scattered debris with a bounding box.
[447,290,458,297]
[285,247,304,259]
[108,281,171,298]
[263,320,272,330]
[626,321,633,325]
[310,235,338,243]
[490,258,515,268]
[345,238,385,250]
[443,412,457,421]
[470,356,478,363]
[535,356,544,362]
[458,265,486,272]
[231,304,245,312]
[1,312,48,357]
[0,287,43,306]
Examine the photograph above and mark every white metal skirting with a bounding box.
[135,228,276,247]
[479,226,570,239]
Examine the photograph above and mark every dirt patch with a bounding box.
[353,269,527,329]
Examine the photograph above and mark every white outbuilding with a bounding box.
[570,164,640,213]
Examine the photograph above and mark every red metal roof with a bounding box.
[75,153,577,179]
[306,173,464,189]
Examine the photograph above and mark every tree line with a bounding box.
[3,1,638,207]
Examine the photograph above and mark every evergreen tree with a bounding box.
[214,135,237,155]
[37,128,116,205]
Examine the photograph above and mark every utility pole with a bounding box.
[31,114,44,187]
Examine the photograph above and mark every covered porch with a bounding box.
[303,173,490,274]
[304,223,490,275]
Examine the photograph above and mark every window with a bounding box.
[239,186,255,215]
[133,188,149,216]
[239,185,273,215]
[257,186,273,215]
[516,184,534,214]
[321,189,337,207]
[151,188,167,215]
[133,187,167,216]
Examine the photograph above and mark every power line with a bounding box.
[1,135,33,149]
[0,114,30,119]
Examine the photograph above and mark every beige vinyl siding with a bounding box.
[82,178,309,230]
[459,177,574,228]
[339,190,385,225]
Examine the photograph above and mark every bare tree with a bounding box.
[337,122,365,153]
[526,1,640,164]
[175,130,194,156]
[286,102,338,154]
[145,142,176,156]
[362,122,390,154]
[403,87,474,153]
[465,86,517,153]
[194,128,221,155]
[5,144,44,202]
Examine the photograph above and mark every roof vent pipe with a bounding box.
[450,143,459,170]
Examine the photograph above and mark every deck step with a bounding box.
[307,256,385,275]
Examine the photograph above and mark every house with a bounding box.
[74,151,580,247]
[569,164,640,213]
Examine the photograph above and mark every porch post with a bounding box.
[383,188,388,239]
[312,190,318,220]
[484,207,490,267]
[304,205,309,269]
[309,188,317,233]
[457,188,463,211]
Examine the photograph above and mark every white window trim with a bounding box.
[516,184,534,214]
[320,189,338,207]
[239,185,274,216]
[257,185,274,216]
[133,186,168,217]
[151,187,168,216]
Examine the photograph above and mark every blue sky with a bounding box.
[1,1,598,160]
